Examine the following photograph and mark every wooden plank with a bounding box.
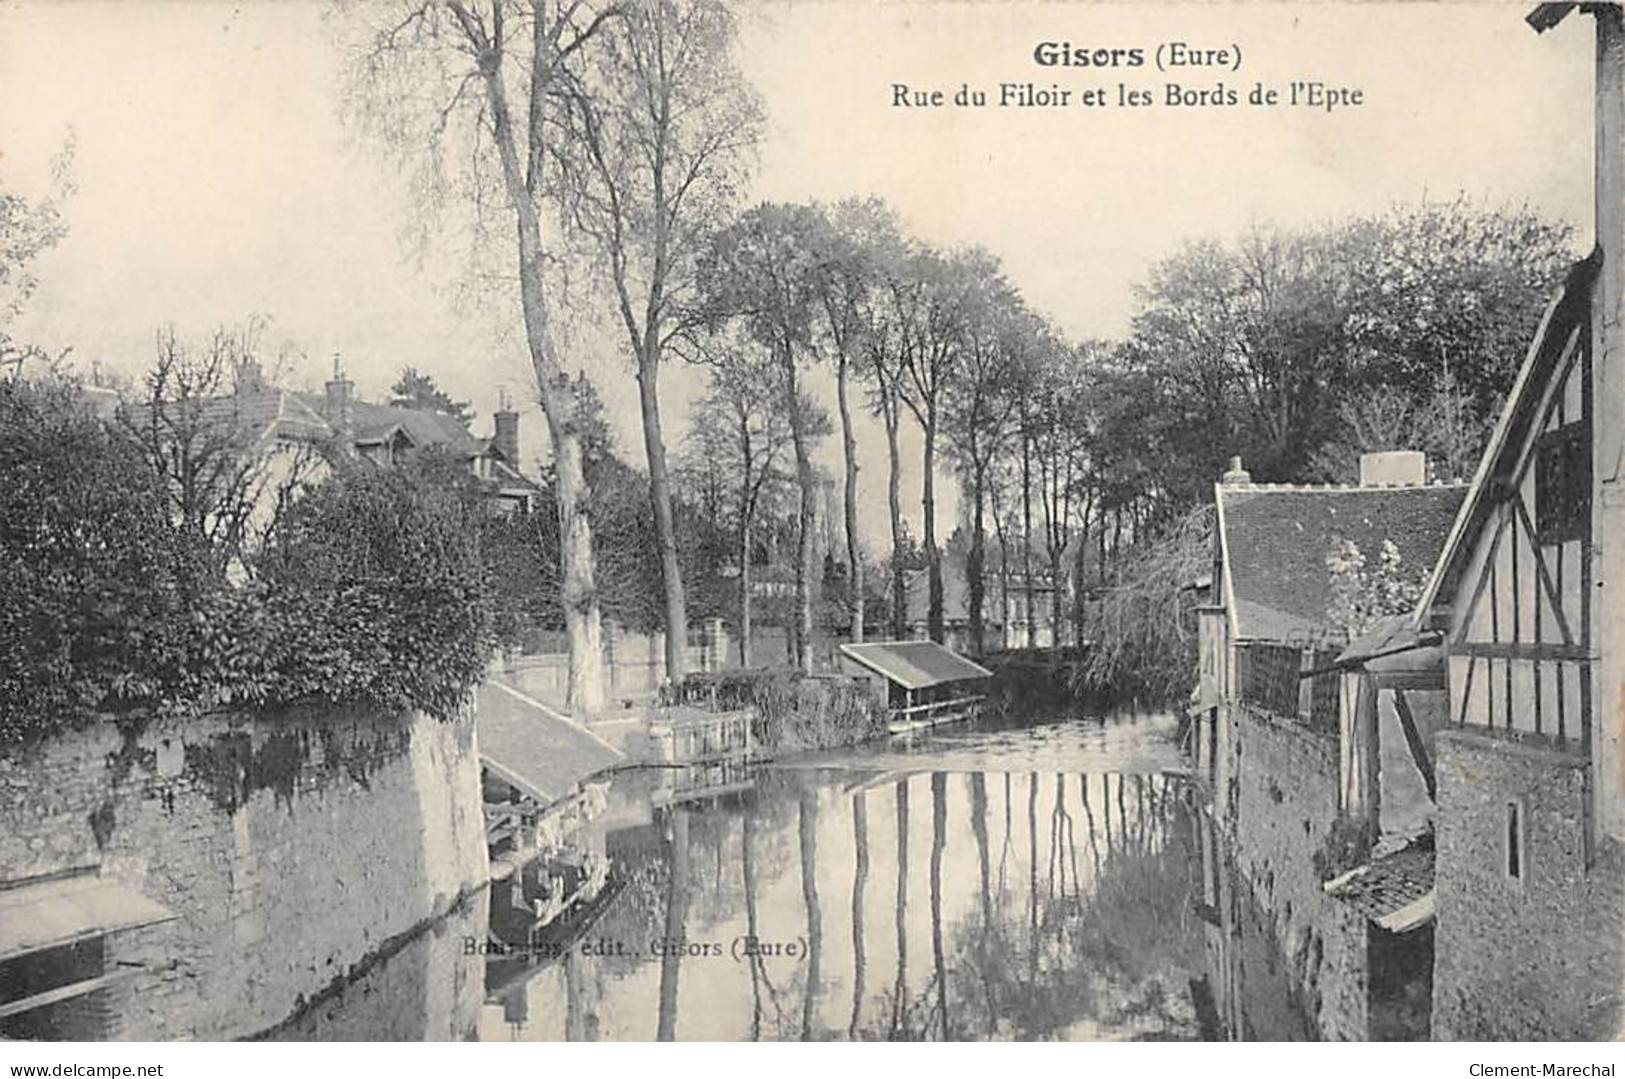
[1457,653,1479,727]
[1457,510,1512,648]
[1392,690,1436,802]
[1458,642,1590,662]
[1513,497,1576,645]
[0,967,142,1020]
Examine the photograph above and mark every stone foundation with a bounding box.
[0,705,488,1040]
[1225,704,1373,1040]
[1431,727,1625,1040]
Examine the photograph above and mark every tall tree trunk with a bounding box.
[1049,544,1065,652]
[742,814,763,1041]
[1111,507,1123,583]
[1021,427,1035,649]
[799,790,822,1040]
[923,418,943,644]
[837,354,864,644]
[890,778,909,1038]
[786,348,816,673]
[850,791,869,1040]
[884,403,906,640]
[738,515,753,667]
[929,771,949,1039]
[968,466,987,656]
[1072,509,1089,650]
[477,39,604,715]
[656,808,689,1041]
[638,359,689,684]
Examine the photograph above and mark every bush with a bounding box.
[0,378,207,743]
[229,464,496,720]
[665,667,886,751]
[0,379,498,747]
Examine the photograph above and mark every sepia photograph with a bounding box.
[0,0,1622,1052]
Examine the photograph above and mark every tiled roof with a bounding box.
[1324,845,1435,930]
[1217,483,1467,643]
[296,394,485,456]
[195,388,334,447]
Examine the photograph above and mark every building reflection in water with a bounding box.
[274,719,1322,1041]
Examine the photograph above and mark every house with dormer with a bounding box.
[1198,451,1467,1040]
[203,360,542,519]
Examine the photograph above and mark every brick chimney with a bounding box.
[1220,455,1252,485]
[235,357,265,394]
[492,402,520,471]
[324,354,353,441]
[1358,450,1425,487]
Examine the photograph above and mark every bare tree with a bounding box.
[119,326,319,580]
[557,0,761,681]
[0,135,75,379]
[814,199,903,646]
[345,0,622,713]
[678,337,795,666]
[700,203,827,671]
[942,255,1025,656]
[891,246,969,644]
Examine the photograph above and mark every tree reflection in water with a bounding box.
[458,721,1222,1042]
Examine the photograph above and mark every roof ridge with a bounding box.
[1221,481,1470,494]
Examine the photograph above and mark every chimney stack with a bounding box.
[235,357,265,394]
[1220,455,1252,486]
[324,354,353,441]
[492,393,520,472]
[1358,450,1425,487]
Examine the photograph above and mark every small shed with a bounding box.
[838,640,992,733]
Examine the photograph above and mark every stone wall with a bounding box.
[1432,728,1625,1040]
[0,705,488,1040]
[1225,703,1371,1040]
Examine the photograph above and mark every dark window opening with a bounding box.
[0,937,113,1041]
[1506,801,1523,880]
[1535,421,1590,544]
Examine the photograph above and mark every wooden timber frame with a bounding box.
[1418,254,1600,756]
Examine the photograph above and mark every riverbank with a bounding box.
[0,705,488,1041]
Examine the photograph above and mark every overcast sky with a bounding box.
[0,1,1596,549]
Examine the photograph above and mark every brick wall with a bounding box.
[0,705,488,1040]
[1225,703,1371,1040]
[1432,728,1625,1040]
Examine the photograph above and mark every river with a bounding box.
[267,708,1305,1041]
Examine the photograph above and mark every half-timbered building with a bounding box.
[1349,2,1625,1040]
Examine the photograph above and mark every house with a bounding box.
[1392,246,1620,1039]
[899,549,1070,653]
[206,360,542,518]
[1303,4,1625,1041]
[1199,451,1467,1040]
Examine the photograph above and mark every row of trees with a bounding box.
[346,0,1575,710]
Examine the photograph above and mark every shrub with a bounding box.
[0,377,207,743]
[665,667,886,751]
[0,379,498,747]
[246,463,495,719]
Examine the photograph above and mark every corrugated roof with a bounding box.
[0,874,176,962]
[475,681,624,803]
[1217,483,1467,643]
[839,640,992,690]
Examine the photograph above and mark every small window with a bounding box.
[1506,800,1526,881]
[1535,422,1590,544]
